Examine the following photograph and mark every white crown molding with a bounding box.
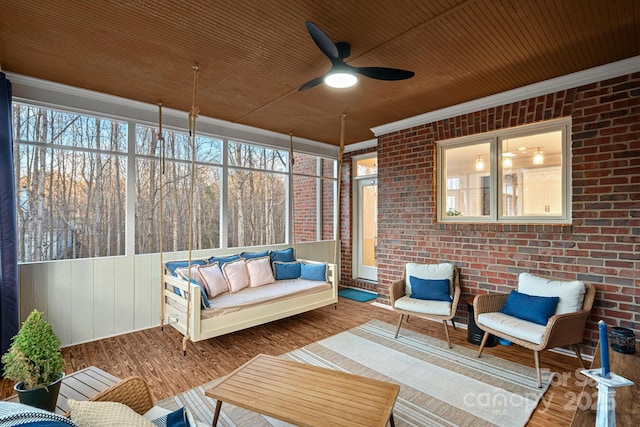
[371,56,640,137]
[6,72,339,158]
[344,138,377,153]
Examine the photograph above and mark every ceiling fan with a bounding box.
[299,21,415,91]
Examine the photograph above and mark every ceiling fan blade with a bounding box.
[305,21,339,60]
[298,76,325,91]
[353,66,415,81]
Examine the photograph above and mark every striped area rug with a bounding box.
[156,319,553,426]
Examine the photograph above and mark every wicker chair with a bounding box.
[391,263,460,348]
[474,275,596,388]
[64,375,155,417]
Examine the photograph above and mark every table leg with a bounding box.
[389,411,395,427]
[211,400,223,426]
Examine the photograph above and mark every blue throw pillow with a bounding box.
[270,247,296,264]
[152,407,190,427]
[273,261,301,280]
[208,254,240,269]
[164,260,206,276]
[241,250,269,259]
[300,263,327,281]
[500,290,560,326]
[409,276,451,301]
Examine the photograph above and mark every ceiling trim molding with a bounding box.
[7,72,340,158]
[371,56,640,137]
[344,138,377,153]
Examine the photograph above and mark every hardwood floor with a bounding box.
[0,298,588,426]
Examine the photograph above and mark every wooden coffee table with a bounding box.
[205,354,400,426]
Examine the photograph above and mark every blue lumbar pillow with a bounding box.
[500,290,559,325]
[273,261,301,280]
[240,250,270,259]
[270,247,296,264]
[409,276,451,301]
[300,263,327,281]
[208,254,240,269]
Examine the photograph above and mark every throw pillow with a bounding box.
[273,261,301,280]
[208,254,240,269]
[517,273,585,315]
[222,259,250,293]
[300,263,327,281]
[164,260,207,276]
[246,256,275,287]
[240,250,270,260]
[175,266,204,287]
[500,290,560,326]
[408,276,451,301]
[269,247,296,264]
[172,270,210,310]
[68,400,155,427]
[405,263,454,296]
[197,263,229,297]
[151,407,189,427]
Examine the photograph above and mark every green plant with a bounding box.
[2,310,64,390]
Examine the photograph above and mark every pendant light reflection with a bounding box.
[533,147,544,165]
[475,155,484,171]
[503,156,513,169]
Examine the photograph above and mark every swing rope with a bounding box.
[334,114,346,269]
[289,132,297,249]
[183,64,200,355]
[158,103,166,330]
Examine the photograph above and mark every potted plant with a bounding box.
[2,309,65,411]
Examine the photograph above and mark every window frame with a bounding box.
[436,117,572,225]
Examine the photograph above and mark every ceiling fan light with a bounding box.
[324,72,358,88]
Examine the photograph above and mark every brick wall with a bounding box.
[348,72,639,356]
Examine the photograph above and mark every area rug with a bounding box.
[338,287,377,302]
[156,320,553,426]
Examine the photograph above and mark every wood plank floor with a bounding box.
[0,298,589,426]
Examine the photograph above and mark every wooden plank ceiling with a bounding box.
[1,0,638,145]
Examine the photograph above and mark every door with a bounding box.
[357,178,377,281]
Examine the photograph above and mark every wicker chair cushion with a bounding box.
[478,312,547,344]
[518,273,585,315]
[405,263,454,296]
[395,295,451,316]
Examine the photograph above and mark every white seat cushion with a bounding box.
[518,273,585,315]
[405,263,454,296]
[395,295,451,316]
[477,312,547,345]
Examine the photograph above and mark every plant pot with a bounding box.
[14,372,64,412]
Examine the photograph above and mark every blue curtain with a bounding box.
[0,72,18,359]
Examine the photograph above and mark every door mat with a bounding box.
[338,288,377,302]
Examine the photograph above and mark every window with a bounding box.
[135,125,222,254]
[13,103,127,262]
[436,118,571,224]
[227,141,288,247]
[13,101,338,262]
